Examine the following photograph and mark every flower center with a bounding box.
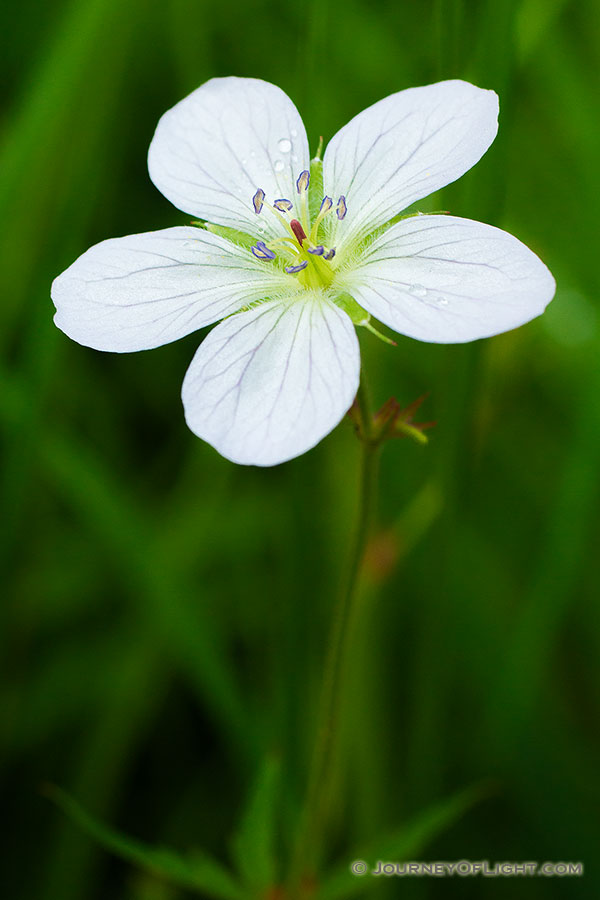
[250,170,346,289]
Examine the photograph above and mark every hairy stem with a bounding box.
[289,377,380,895]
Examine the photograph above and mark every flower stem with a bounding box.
[289,377,380,896]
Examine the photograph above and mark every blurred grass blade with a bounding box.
[486,366,600,751]
[0,368,256,764]
[316,783,489,900]
[46,786,246,900]
[516,0,570,60]
[230,755,281,892]
[0,0,142,342]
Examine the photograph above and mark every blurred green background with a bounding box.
[2,0,598,897]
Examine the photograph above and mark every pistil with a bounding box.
[290,219,307,246]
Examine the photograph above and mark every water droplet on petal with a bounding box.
[408,284,427,298]
[437,296,449,307]
[290,129,298,138]
[274,159,285,172]
[278,138,292,153]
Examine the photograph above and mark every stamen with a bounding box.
[290,219,307,246]
[268,237,299,249]
[251,240,276,261]
[250,175,338,276]
[253,189,265,214]
[296,170,310,193]
[308,196,334,245]
[285,261,308,274]
[263,201,294,232]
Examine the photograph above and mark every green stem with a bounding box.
[289,378,380,895]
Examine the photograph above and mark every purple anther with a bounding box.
[273,199,293,212]
[285,261,308,274]
[324,248,336,260]
[252,189,265,214]
[319,196,333,213]
[308,245,324,255]
[251,241,276,261]
[336,195,347,220]
[296,170,310,193]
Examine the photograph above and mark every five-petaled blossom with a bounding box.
[52,77,555,466]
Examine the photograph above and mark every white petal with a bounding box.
[182,294,360,466]
[338,215,555,343]
[323,80,498,247]
[52,226,296,352]
[148,77,309,237]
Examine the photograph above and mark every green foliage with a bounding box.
[46,787,245,899]
[318,783,488,899]
[230,756,281,893]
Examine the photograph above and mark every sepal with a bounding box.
[335,292,370,326]
[199,221,256,250]
[308,153,324,221]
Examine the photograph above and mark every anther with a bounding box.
[324,249,336,260]
[273,199,293,212]
[251,240,276,261]
[308,246,324,255]
[336,195,347,220]
[290,219,307,246]
[253,189,265,214]
[319,197,333,213]
[285,261,308,274]
[296,170,310,193]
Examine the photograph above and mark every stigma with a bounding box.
[290,219,306,246]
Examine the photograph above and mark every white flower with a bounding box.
[51,77,555,466]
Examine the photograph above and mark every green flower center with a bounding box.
[250,168,347,290]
